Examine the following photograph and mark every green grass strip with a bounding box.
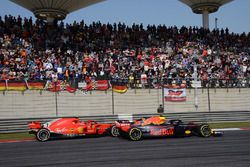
[0,132,34,140]
[209,122,250,129]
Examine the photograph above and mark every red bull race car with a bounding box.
[113,116,223,141]
[28,117,119,142]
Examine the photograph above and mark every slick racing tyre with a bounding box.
[198,124,212,137]
[128,128,142,141]
[110,126,120,137]
[36,128,50,142]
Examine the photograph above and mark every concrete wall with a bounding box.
[0,88,249,119]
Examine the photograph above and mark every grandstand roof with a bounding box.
[179,0,233,29]
[10,0,104,21]
[179,0,233,14]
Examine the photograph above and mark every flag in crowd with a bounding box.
[0,79,110,93]
[112,85,128,93]
[110,77,128,94]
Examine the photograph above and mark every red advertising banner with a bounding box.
[82,80,109,91]
[47,80,63,92]
[96,80,109,90]
[164,84,186,102]
[65,85,77,93]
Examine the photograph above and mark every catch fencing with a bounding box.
[1,84,250,117]
[0,87,250,119]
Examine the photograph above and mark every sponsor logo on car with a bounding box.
[150,128,174,136]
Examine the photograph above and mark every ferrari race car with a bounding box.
[28,117,119,141]
[113,116,223,141]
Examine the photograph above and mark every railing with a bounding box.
[1,111,250,133]
[0,87,250,118]
[0,79,250,133]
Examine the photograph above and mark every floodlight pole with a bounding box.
[161,77,165,112]
[54,79,58,117]
[112,85,114,115]
[194,63,198,112]
[215,17,218,30]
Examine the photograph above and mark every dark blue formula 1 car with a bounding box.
[113,116,223,141]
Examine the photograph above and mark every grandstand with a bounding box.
[0,14,249,88]
[0,0,249,116]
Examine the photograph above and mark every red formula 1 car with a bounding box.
[28,117,119,141]
[113,116,223,141]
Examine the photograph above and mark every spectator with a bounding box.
[0,15,249,89]
[157,104,164,113]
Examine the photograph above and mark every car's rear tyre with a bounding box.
[128,128,142,141]
[198,124,212,137]
[36,128,50,142]
[110,126,120,137]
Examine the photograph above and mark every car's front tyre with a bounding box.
[198,124,212,137]
[110,126,120,137]
[36,128,50,142]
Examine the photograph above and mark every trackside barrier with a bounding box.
[0,111,250,133]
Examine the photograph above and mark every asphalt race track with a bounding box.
[0,131,250,167]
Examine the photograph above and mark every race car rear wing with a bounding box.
[28,121,42,130]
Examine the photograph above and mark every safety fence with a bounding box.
[0,111,250,133]
[0,87,250,119]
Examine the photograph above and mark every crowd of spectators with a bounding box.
[0,15,250,88]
